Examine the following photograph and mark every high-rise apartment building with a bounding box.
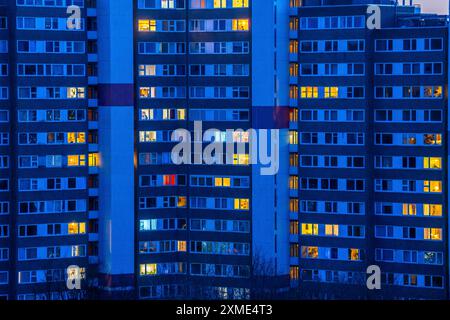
[0,0,291,300]
[0,0,449,301]
[289,0,449,299]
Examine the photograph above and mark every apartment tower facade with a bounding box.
[289,0,449,299]
[0,0,291,300]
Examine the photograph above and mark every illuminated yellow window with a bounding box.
[233,154,249,165]
[424,157,442,169]
[68,222,83,235]
[234,198,249,210]
[178,241,187,252]
[324,86,339,98]
[140,264,157,276]
[289,131,298,144]
[223,178,231,187]
[89,153,100,167]
[139,131,157,142]
[68,155,79,167]
[215,178,224,187]
[424,228,442,241]
[68,155,86,167]
[325,224,339,236]
[424,204,442,217]
[178,196,187,208]
[402,204,417,216]
[424,180,442,193]
[77,132,85,143]
[232,0,248,8]
[300,86,318,98]
[68,132,84,144]
[301,223,318,235]
[232,19,249,31]
[140,87,156,98]
[214,0,227,8]
[177,109,186,120]
[433,86,442,98]
[138,19,156,32]
[67,132,76,144]
[349,249,360,261]
[302,246,318,259]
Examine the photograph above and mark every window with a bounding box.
[301,223,318,236]
[424,181,442,193]
[424,204,442,217]
[424,228,442,241]
[424,157,441,170]
[234,199,249,210]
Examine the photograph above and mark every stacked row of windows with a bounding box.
[135,3,251,292]
[291,8,447,295]
[12,4,91,297]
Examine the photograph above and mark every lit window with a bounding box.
[67,87,84,99]
[424,157,442,169]
[324,86,339,98]
[140,263,157,276]
[68,222,85,235]
[215,177,223,187]
[140,87,156,98]
[140,109,154,120]
[178,196,187,208]
[177,109,186,120]
[424,204,442,217]
[349,249,360,261]
[325,224,339,236]
[301,86,318,98]
[178,241,187,252]
[139,131,157,142]
[402,204,416,216]
[232,0,248,8]
[289,131,298,144]
[89,153,100,167]
[301,223,318,235]
[424,180,442,193]
[68,155,86,167]
[233,154,249,165]
[234,198,249,210]
[424,228,442,241]
[163,175,176,186]
[138,19,156,32]
[77,132,85,143]
[232,19,249,31]
[223,178,231,187]
[423,134,442,145]
[302,246,318,259]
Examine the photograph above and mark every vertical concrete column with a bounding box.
[97,0,135,298]
[251,0,290,288]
